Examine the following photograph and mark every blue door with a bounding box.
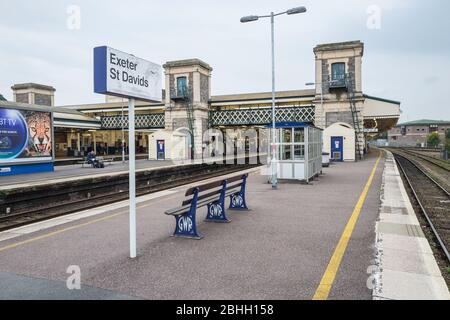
[331,136,344,162]
[157,140,165,160]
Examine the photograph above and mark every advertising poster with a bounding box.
[0,107,53,163]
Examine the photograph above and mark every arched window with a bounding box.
[331,63,346,81]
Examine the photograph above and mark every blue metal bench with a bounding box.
[165,173,249,239]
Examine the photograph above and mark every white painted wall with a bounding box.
[323,123,356,162]
[148,130,188,160]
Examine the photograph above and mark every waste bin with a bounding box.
[322,152,330,167]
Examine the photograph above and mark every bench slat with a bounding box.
[184,173,248,196]
[165,173,248,216]
[185,180,223,196]
[182,182,244,206]
[227,174,248,184]
[166,188,241,216]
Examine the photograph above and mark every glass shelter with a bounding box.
[267,122,323,183]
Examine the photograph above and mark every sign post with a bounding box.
[128,98,136,258]
[94,46,162,258]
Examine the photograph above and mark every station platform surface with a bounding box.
[373,151,449,300]
[0,159,174,189]
[0,150,446,300]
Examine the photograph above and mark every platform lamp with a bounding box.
[241,6,307,189]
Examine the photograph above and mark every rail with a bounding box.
[0,163,258,231]
[393,153,450,263]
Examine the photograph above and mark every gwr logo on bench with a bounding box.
[178,216,193,233]
[231,194,244,207]
[209,203,223,218]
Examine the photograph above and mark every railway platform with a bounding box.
[0,153,264,190]
[0,159,174,188]
[373,151,449,300]
[0,150,448,300]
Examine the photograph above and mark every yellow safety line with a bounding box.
[312,151,382,300]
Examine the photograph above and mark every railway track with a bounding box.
[0,164,257,232]
[393,153,450,263]
[399,148,450,172]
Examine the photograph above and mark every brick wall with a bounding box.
[16,93,29,104]
[35,93,52,106]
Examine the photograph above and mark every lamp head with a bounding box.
[240,15,259,23]
[287,6,307,15]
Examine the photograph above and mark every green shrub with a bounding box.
[427,132,440,148]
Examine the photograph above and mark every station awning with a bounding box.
[54,111,101,130]
[363,95,401,132]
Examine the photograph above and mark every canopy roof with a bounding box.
[396,119,450,127]
[266,121,320,129]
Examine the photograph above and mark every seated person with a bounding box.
[86,151,96,165]
[86,151,105,168]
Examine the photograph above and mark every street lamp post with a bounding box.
[241,6,307,189]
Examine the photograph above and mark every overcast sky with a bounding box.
[0,0,449,122]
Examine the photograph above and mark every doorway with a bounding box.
[331,136,344,162]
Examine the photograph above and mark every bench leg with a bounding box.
[229,176,249,211]
[206,201,230,223]
[172,189,203,240]
[229,193,248,211]
[205,181,231,223]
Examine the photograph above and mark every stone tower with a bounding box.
[313,41,365,157]
[11,83,56,106]
[163,59,212,159]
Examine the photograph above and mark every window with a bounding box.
[294,128,304,143]
[294,145,304,160]
[331,63,346,81]
[282,129,292,143]
[176,77,187,97]
[281,145,292,160]
[280,129,292,160]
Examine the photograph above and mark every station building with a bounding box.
[3,40,401,165]
[388,119,450,147]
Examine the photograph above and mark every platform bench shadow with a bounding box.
[164,174,249,239]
